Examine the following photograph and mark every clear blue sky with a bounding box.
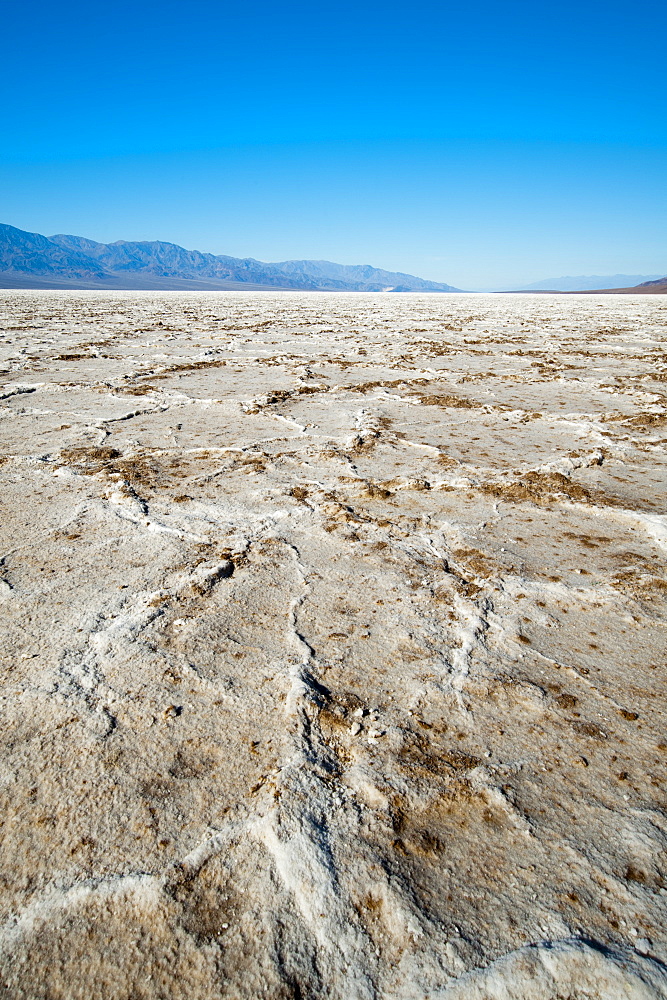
[1,0,665,288]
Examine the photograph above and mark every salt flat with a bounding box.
[0,290,666,999]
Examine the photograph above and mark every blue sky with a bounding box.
[2,0,665,288]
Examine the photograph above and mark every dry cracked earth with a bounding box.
[0,290,666,1000]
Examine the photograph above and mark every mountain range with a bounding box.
[0,224,461,293]
[1,224,664,294]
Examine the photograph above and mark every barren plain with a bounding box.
[0,290,666,999]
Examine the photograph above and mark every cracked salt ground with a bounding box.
[0,291,666,999]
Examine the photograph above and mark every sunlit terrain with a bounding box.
[0,291,665,998]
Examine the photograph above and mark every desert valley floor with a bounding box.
[0,290,666,999]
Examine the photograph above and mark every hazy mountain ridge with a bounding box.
[0,224,460,292]
[518,273,663,291]
[270,258,455,291]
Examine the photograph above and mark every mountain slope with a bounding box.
[579,276,667,294]
[0,224,108,281]
[636,276,667,289]
[49,234,315,289]
[268,258,460,292]
[0,224,460,292]
[518,273,663,291]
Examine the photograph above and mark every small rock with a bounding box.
[635,938,651,955]
[350,721,362,736]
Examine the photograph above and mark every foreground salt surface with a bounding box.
[0,291,666,999]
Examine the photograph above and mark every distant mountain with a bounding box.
[635,277,667,289]
[0,225,108,282]
[518,274,663,292]
[504,274,667,295]
[265,259,458,293]
[579,276,667,294]
[0,224,461,292]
